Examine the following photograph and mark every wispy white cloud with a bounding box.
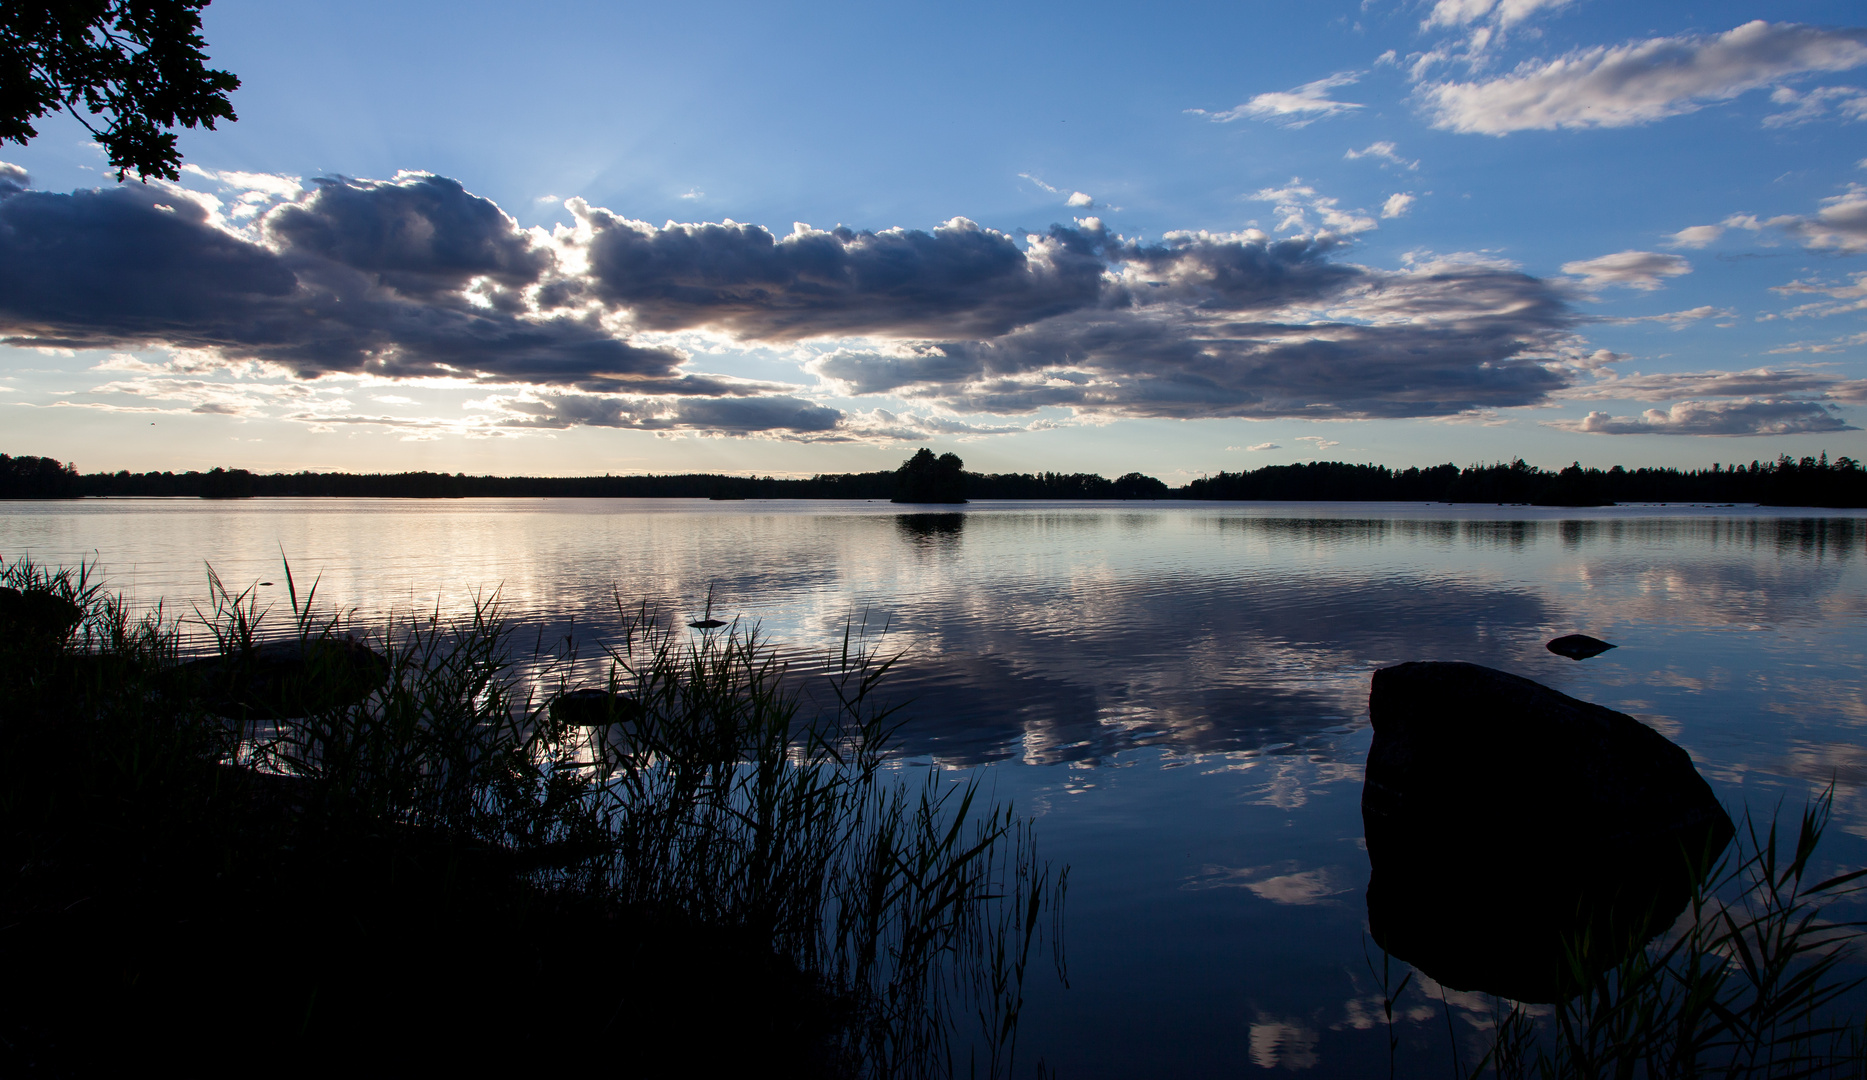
[1596,305,1732,327]
[1418,0,1575,66]
[1562,250,1692,290]
[1664,224,1727,249]
[1344,141,1420,170]
[181,164,303,199]
[1764,84,1867,126]
[1381,193,1416,219]
[179,164,306,221]
[1768,332,1867,355]
[1020,173,1100,209]
[1418,21,1867,134]
[1294,435,1342,451]
[1422,0,1572,32]
[1770,271,1867,318]
[1250,180,1379,235]
[1192,72,1364,127]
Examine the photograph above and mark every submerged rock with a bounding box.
[1362,661,1732,1003]
[549,687,641,727]
[1547,633,1616,661]
[175,637,390,720]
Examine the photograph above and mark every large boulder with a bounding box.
[1362,661,1733,1003]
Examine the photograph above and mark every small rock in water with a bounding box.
[550,687,640,727]
[688,618,727,629]
[1547,633,1616,660]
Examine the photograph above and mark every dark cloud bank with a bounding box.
[0,166,1849,437]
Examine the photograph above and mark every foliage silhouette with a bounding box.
[1,1,239,180]
[893,448,968,504]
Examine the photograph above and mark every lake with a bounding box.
[5,497,1866,1075]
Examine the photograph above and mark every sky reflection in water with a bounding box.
[3,499,1864,1074]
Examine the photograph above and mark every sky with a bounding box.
[2,0,1866,483]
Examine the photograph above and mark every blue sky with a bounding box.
[3,0,1865,481]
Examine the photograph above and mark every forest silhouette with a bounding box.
[3,450,1864,507]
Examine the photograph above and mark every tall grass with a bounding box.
[577,606,1067,1075]
[0,556,1065,1076]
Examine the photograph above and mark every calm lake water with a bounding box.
[6,498,1866,1075]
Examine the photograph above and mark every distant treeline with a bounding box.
[4,451,1864,507]
[0,452,1174,502]
[1180,456,1867,508]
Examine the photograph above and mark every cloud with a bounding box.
[491,391,845,437]
[1674,190,1867,255]
[1561,250,1692,290]
[574,208,1109,340]
[1419,22,1867,134]
[1243,442,1281,451]
[0,173,707,394]
[805,239,1578,422]
[1770,271,1867,318]
[1019,173,1097,209]
[1551,399,1856,436]
[1295,435,1342,451]
[1345,141,1420,170]
[0,169,1596,433]
[1561,367,1867,402]
[1193,72,1365,127]
[265,174,552,300]
[1768,332,1867,355]
[1764,185,1867,253]
[1251,181,1379,235]
[1596,304,1731,327]
[1665,225,1725,249]
[1423,0,1572,31]
[1417,0,1575,67]
[842,408,1036,442]
[181,164,304,200]
[1381,193,1416,219]
[1764,84,1867,126]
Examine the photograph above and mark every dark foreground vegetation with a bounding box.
[6,450,1866,506]
[0,558,1064,1076]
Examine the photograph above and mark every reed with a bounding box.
[0,556,1064,1077]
